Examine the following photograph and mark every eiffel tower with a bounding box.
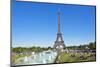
[53,9,66,50]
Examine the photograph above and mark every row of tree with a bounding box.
[67,42,96,50]
[12,46,52,53]
[12,42,96,53]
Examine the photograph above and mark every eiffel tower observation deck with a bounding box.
[53,9,66,50]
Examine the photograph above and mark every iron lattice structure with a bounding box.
[53,9,66,50]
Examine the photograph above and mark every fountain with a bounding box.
[14,50,58,65]
[43,59,46,64]
[24,56,28,62]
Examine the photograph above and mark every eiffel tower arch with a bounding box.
[53,9,66,50]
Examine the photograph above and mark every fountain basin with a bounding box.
[14,50,58,65]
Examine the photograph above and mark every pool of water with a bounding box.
[14,50,58,65]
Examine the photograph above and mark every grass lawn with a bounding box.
[12,53,31,64]
[56,52,96,63]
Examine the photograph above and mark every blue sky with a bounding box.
[12,1,96,47]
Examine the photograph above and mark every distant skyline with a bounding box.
[12,1,96,47]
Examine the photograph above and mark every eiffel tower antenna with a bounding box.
[58,8,61,33]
